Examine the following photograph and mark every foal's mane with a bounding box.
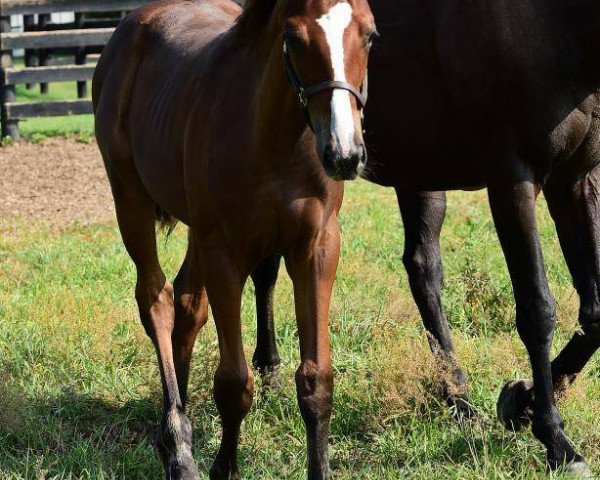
[235,0,281,34]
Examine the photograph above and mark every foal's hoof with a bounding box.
[156,408,199,480]
[556,460,594,479]
[497,379,534,431]
[260,366,283,392]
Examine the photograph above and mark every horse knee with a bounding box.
[516,293,556,346]
[403,248,442,282]
[214,363,255,425]
[295,361,333,428]
[135,275,175,340]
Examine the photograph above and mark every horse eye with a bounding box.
[365,30,379,48]
[284,32,303,49]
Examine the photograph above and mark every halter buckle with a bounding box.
[298,88,308,108]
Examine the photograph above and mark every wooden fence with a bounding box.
[0,0,156,140]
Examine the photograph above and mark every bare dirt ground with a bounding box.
[0,137,114,226]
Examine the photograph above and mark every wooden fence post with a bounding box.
[24,14,35,90]
[1,15,19,140]
[38,13,50,94]
[75,12,87,98]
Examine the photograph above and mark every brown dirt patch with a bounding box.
[0,137,114,226]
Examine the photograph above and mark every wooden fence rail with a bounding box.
[1,0,155,140]
[3,0,153,15]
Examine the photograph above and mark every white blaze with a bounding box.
[316,2,355,156]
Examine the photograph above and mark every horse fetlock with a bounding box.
[252,349,281,373]
[532,415,579,464]
[580,316,600,340]
[156,407,198,480]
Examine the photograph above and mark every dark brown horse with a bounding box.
[250,0,600,476]
[92,0,374,478]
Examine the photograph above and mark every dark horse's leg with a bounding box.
[546,170,600,390]
[109,176,198,479]
[488,175,590,476]
[172,235,209,407]
[498,168,600,438]
[251,255,283,390]
[396,189,476,418]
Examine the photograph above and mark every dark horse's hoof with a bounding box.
[497,379,534,431]
[210,463,241,480]
[260,366,283,392]
[550,458,595,479]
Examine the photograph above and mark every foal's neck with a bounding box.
[232,4,313,167]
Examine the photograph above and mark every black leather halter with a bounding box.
[283,40,368,131]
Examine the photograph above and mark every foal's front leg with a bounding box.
[488,177,590,475]
[285,222,339,480]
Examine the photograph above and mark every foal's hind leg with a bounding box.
[396,189,476,419]
[109,178,198,480]
[173,235,209,407]
[251,255,283,391]
[498,169,600,440]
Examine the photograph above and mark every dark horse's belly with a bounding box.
[364,0,600,191]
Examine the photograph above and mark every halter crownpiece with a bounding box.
[283,40,368,131]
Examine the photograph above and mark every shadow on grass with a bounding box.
[0,385,220,479]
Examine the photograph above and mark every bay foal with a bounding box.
[93,0,374,478]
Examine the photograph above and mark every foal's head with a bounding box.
[282,0,375,180]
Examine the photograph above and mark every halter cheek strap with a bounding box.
[283,41,368,131]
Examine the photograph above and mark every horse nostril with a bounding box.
[323,145,336,171]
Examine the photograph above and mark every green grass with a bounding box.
[0,183,598,479]
[8,59,95,141]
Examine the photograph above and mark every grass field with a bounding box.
[0,177,599,479]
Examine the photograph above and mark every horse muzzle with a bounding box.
[320,141,367,181]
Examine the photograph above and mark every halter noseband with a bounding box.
[283,40,368,131]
